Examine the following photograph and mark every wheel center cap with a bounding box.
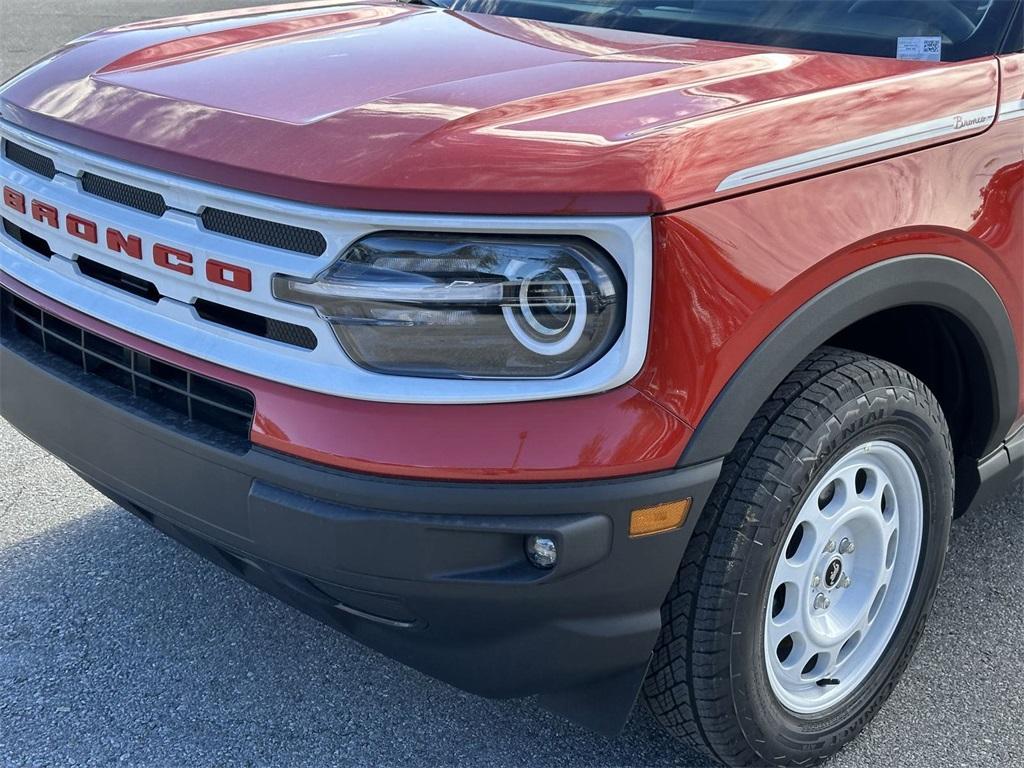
[824,557,843,588]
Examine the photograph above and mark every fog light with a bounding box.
[525,535,558,569]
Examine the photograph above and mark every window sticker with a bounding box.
[896,36,942,62]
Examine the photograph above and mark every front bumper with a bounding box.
[0,290,722,734]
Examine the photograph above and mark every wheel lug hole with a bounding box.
[825,539,837,553]
[839,537,855,554]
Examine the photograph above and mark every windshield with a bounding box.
[438,1,1018,61]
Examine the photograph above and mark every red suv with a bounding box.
[1,1,1021,765]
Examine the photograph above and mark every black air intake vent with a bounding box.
[2,217,53,258]
[194,299,318,350]
[1,290,256,443]
[2,140,56,179]
[76,256,161,302]
[201,207,327,256]
[81,172,168,216]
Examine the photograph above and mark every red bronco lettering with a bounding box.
[2,184,251,291]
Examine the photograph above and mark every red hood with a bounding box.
[0,1,998,215]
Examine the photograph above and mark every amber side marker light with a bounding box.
[629,499,692,538]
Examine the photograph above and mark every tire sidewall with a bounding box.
[730,385,953,761]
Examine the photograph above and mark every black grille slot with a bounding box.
[3,217,53,258]
[201,207,327,256]
[81,172,168,216]
[76,256,161,303]
[2,140,56,179]
[194,298,318,350]
[1,290,255,442]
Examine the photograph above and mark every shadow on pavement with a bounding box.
[0,500,710,767]
[2,482,1019,766]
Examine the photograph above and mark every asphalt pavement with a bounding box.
[1,2,1023,766]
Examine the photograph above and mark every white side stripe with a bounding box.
[997,98,1024,122]
[716,105,997,192]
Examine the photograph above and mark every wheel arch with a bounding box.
[679,255,1020,491]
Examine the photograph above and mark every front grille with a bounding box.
[1,128,336,386]
[3,140,56,179]
[2,217,52,258]
[1,290,255,443]
[194,299,318,350]
[59,253,317,349]
[76,256,161,303]
[82,172,168,216]
[2,137,328,258]
[201,207,327,256]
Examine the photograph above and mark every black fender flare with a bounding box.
[680,255,1020,466]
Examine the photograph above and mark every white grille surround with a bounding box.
[0,120,653,405]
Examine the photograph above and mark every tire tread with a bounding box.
[643,347,953,767]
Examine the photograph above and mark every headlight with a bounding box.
[272,232,626,379]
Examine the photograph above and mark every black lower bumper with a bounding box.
[0,317,721,734]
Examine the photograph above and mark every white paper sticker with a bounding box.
[897,36,942,62]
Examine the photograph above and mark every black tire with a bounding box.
[643,347,954,767]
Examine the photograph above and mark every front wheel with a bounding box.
[644,347,954,767]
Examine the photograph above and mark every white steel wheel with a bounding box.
[645,348,954,767]
[763,440,924,714]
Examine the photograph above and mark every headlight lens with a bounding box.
[273,232,626,379]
